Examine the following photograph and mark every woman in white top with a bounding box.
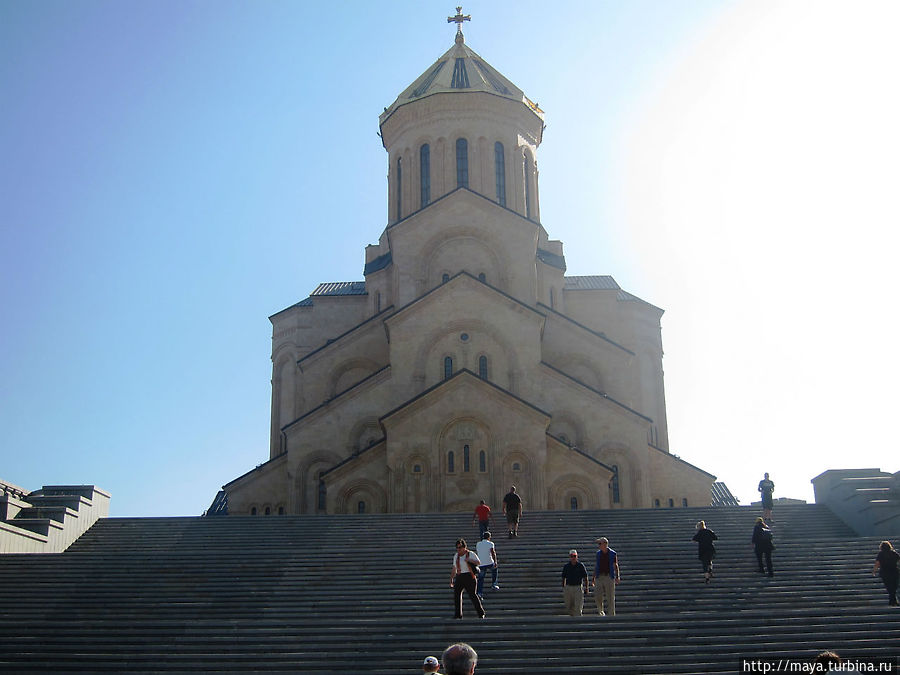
[450,538,485,619]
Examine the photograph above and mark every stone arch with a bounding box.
[401,450,431,512]
[423,234,506,292]
[339,479,387,514]
[295,451,342,514]
[547,474,600,511]
[597,443,641,509]
[554,353,604,391]
[547,412,586,448]
[328,356,381,398]
[346,416,383,454]
[416,225,510,293]
[412,317,521,390]
[271,350,300,454]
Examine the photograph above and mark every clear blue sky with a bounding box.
[2,1,897,517]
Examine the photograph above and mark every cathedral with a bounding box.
[223,11,715,516]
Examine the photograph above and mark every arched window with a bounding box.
[668,498,674,508]
[448,451,455,473]
[375,291,381,313]
[570,497,578,511]
[463,444,470,472]
[611,465,620,504]
[264,506,271,516]
[654,499,661,508]
[456,138,468,188]
[442,273,450,283]
[494,141,506,206]
[420,143,431,207]
[444,356,453,380]
[396,156,402,221]
[357,501,366,514]
[250,507,257,516]
[512,462,521,471]
[278,506,284,515]
[478,355,488,380]
[477,272,486,282]
[523,152,532,220]
[479,450,486,472]
[413,464,422,473]
[682,498,688,507]
[317,472,327,511]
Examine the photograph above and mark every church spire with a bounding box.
[447,6,471,44]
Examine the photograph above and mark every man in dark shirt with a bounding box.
[758,473,775,522]
[561,549,588,616]
[591,537,621,616]
[502,486,523,538]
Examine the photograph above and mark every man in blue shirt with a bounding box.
[591,537,621,616]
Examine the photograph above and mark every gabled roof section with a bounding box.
[537,248,566,271]
[541,361,652,422]
[380,368,551,424]
[564,275,620,291]
[312,281,367,296]
[617,289,663,313]
[547,432,616,474]
[536,302,634,356]
[386,270,546,328]
[380,37,542,125]
[363,251,392,275]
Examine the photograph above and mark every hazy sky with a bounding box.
[2,1,897,517]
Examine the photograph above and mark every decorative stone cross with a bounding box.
[447,6,471,35]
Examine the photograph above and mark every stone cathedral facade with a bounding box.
[223,19,715,516]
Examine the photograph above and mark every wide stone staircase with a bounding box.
[1,504,897,673]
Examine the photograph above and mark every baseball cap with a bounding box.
[424,656,439,666]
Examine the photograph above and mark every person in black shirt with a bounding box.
[561,549,588,616]
[692,520,718,584]
[752,517,775,577]
[502,486,523,538]
[873,540,899,606]
[758,473,775,522]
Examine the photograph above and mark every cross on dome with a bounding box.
[447,6,471,43]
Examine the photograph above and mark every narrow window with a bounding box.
[463,444,470,472]
[494,142,506,206]
[375,291,381,313]
[413,464,422,473]
[682,498,688,507]
[478,355,488,380]
[479,450,486,472]
[444,356,453,380]
[420,143,431,207]
[448,451,455,473]
[570,497,578,511]
[264,506,271,516]
[477,272,486,282]
[442,273,450,283]
[317,472,327,511]
[278,506,284,515]
[456,138,468,188]
[654,499,661,508]
[668,498,674,508]
[250,507,257,516]
[611,465,620,504]
[523,153,532,219]
[512,462,521,472]
[396,156,402,221]
[550,287,555,309]
[357,501,366,514]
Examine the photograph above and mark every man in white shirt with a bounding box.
[474,531,499,598]
[450,538,485,619]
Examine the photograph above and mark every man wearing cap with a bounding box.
[422,655,441,673]
[591,537,621,616]
[561,549,589,616]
